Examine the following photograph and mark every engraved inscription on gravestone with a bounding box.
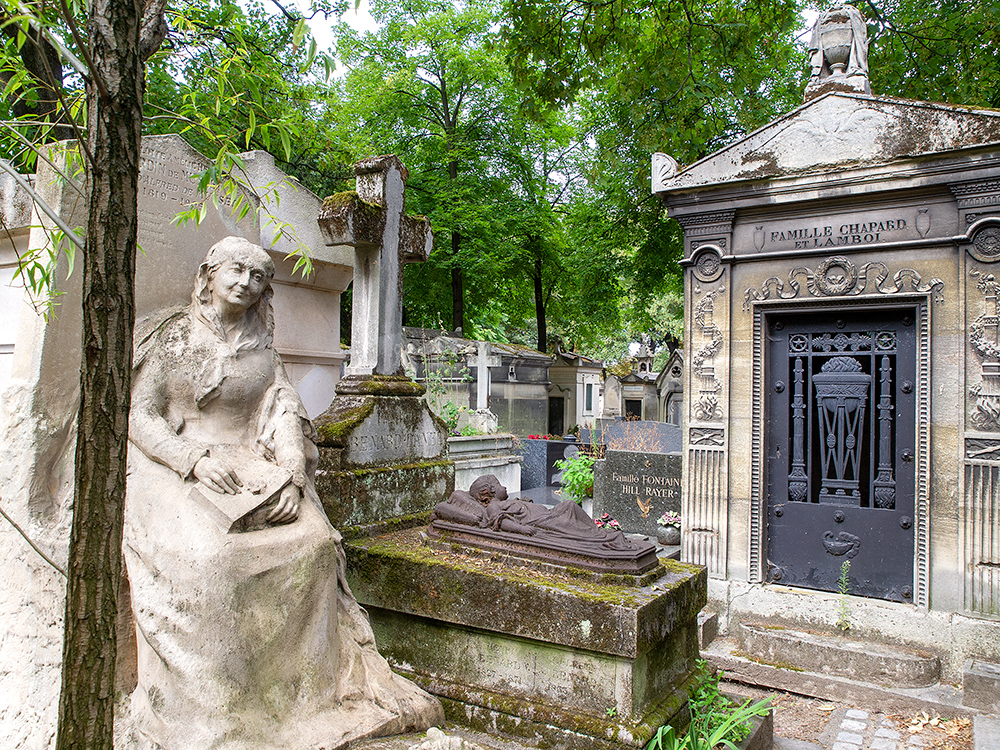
[135,135,258,316]
[346,429,444,460]
[594,450,682,537]
[740,213,916,253]
[343,410,445,465]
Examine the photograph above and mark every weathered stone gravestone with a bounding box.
[313,156,453,529]
[0,136,352,750]
[593,449,682,537]
[317,161,707,749]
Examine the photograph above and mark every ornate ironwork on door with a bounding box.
[766,308,916,602]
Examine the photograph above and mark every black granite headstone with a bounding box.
[516,438,548,490]
[592,449,682,537]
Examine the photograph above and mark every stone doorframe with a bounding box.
[747,294,933,608]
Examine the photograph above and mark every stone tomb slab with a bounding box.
[963,659,1000,713]
[593,449,682,536]
[344,528,707,749]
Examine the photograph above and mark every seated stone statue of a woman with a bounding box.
[122,236,441,750]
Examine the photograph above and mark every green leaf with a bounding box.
[292,17,307,52]
[278,127,291,161]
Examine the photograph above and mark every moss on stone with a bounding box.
[338,459,452,478]
[319,190,386,242]
[396,669,695,749]
[330,375,427,397]
[314,398,375,446]
[351,529,673,608]
[341,510,432,541]
[315,457,454,529]
[322,190,359,208]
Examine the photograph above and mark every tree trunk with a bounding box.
[55,0,157,746]
[446,155,464,334]
[451,229,464,334]
[533,242,546,353]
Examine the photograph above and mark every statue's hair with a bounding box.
[469,475,508,504]
[193,236,275,350]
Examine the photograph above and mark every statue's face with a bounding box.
[209,257,267,314]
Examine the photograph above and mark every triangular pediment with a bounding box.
[653,92,1000,192]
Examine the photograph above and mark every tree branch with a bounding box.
[55,0,109,100]
[139,0,169,62]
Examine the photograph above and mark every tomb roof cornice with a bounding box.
[662,145,1000,219]
[653,92,1000,199]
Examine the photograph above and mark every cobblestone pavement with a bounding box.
[818,708,933,750]
[733,682,976,750]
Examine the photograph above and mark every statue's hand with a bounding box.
[194,456,242,495]
[268,484,300,525]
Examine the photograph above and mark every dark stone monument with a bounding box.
[516,437,547,490]
[593,449,682,537]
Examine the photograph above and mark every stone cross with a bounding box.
[318,155,433,377]
[475,341,490,409]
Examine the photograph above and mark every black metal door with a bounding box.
[766,307,916,602]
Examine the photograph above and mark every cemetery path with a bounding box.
[726,681,974,750]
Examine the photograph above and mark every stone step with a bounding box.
[704,637,971,719]
[736,620,940,688]
[964,659,1000,713]
[975,715,1000,750]
[698,609,719,648]
[350,724,539,750]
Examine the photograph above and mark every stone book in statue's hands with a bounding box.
[189,450,293,533]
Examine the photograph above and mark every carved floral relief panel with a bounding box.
[691,280,726,423]
[968,268,1000,431]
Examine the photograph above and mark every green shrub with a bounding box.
[646,661,771,750]
[554,453,596,504]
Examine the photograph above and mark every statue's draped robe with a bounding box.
[808,4,869,80]
[122,309,440,750]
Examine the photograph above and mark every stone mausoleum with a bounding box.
[654,10,1000,683]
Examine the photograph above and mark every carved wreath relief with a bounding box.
[693,247,724,283]
[690,427,725,446]
[744,256,944,310]
[973,227,1000,262]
